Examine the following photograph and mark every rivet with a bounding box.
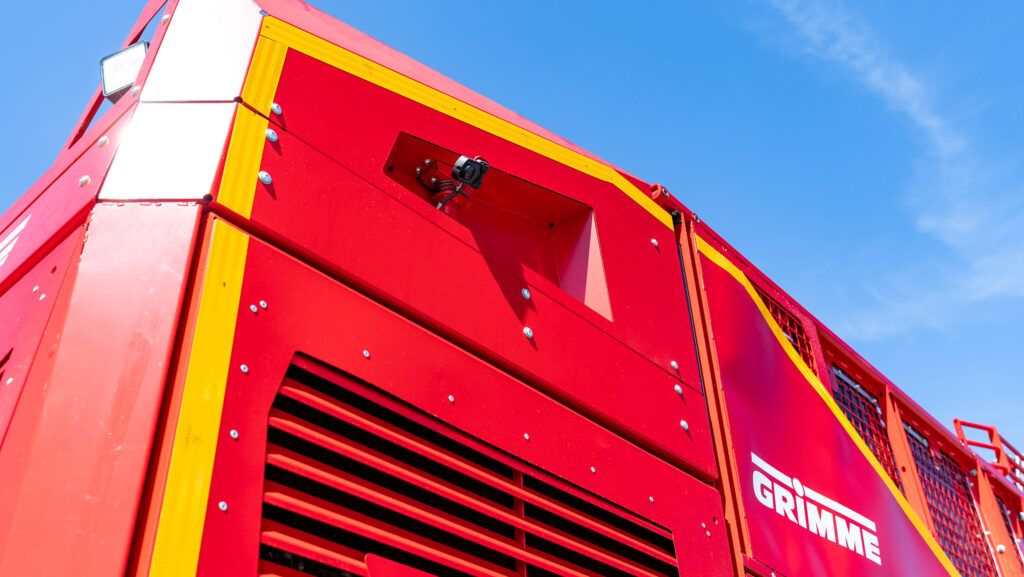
[649,496,654,503]
[39,294,46,301]
[524,433,530,441]
[423,158,432,166]
[705,531,711,537]
[969,469,978,476]
[271,102,282,115]
[997,544,1006,554]
[651,238,659,248]
[131,85,140,97]
[5,378,12,385]
[693,214,701,223]
[218,501,228,512]
[363,350,370,358]
[674,384,683,395]
[240,364,249,374]
[430,177,438,185]
[590,466,596,474]
[680,420,689,431]
[97,135,109,147]
[701,522,706,528]
[259,300,268,309]
[161,13,171,23]
[250,304,258,313]
[415,167,422,175]
[448,394,455,403]
[670,360,679,370]
[258,170,272,185]
[521,288,531,300]
[32,285,39,292]
[265,128,279,142]
[79,175,90,187]
[523,327,534,339]
[229,429,239,440]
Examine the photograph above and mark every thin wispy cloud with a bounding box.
[763,0,1024,340]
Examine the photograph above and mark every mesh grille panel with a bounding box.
[905,425,996,577]
[259,364,679,577]
[753,285,816,374]
[830,366,903,493]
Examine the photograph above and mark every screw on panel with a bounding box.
[448,395,455,403]
[259,300,268,310]
[250,304,258,313]
[590,466,596,474]
[5,378,13,385]
[521,288,531,300]
[705,531,711,537]
[674,384,683,395]
[271,102,283,115]
[258,171,273,185]
[79,175,90,187]
[649,496,654,503]
[423,159,432,166]
[265,128,279,142]
[240,364,249,374]
[415,167,422,175]
[680,420,689,431]
[229,429,239,440]
[701,522,706,528]
[523,327,534,339]
[997,544,1007,554]
[651,238,659,248]
[523,433,530,441]
[430,177,438,185]
[218,501,228,512]
[670,360,679,370]
[363,350,370,358]
[97,136,109,147]
[32,286,39,293]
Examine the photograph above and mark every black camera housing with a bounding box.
[451,156,489,189]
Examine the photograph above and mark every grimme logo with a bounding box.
[751,452,882,566]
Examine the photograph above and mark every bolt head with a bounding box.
[670,360,679,370]
[258,170,273,185]
[590,466,596,474]
[523,327,534,339]
[448,394,455,403]
[674,384,683,395]
[680,420,689,431]
[97,135,109,148]
[229,429,239,440]
[78,175,90,187]
[651,238,659,248]
[363,350,370,358]
[423,158,432,166]
[240,364,249,374]
[250,304,258,313]
[271,102,282,115]
[430,176,438,185]
[997,544,1007,554]
[649,496,654,503]
[218,501,228,512]
[259,300,268,309]
[523,433,530,441]
[705,530,711,537]
[521,288,531,300]
[265,128,279,142]
[415,167,422,175]
[5,377,13,385]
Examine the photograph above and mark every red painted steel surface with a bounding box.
[192,218,731,577]
[696,238,952,576]
[218,49,712,476]
[0,228,84,447]
[0,203,200,577]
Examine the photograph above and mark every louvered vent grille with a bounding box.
[752,286,816,374]
[259,364,679,577]
[904,425,996,577]
[829,365,903,493]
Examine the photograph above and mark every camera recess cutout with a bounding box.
[385,132,613,320]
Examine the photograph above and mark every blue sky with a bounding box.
[2,1,1021,443]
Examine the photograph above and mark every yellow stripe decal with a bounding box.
[218,106,271,220]
[695,235,961,577]
[149,221,249,577]
[241,36,287,117]
[236,17,671,230]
